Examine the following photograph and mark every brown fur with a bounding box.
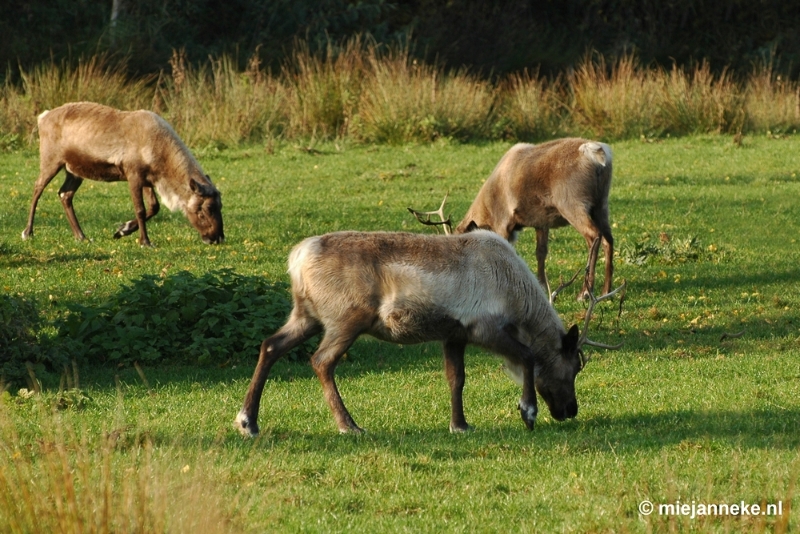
[455,138,614,299]
[21,102,224,246]
[235,230,585,435]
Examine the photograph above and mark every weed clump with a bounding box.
[55,269,310,366]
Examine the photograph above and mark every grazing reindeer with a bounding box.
[235,230,624,435]
[409,138,614,300]
[22,102,224,246]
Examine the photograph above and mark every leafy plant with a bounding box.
[0,293,63,385]
[619,233,724,266]
[55,269,311,366]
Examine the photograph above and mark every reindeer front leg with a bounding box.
[518,361,537,430]
[443,338,470,432]
[470,318,539,430]
[125,174,151,246]
[58,172,86,241]
[534,227,551,295]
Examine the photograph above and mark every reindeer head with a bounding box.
[535,268,626,422]
[533,324,583,421]
[188,177,225,244]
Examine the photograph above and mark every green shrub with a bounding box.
[619,233,724,266]
[55,269,311,366]
[0,293,62,385]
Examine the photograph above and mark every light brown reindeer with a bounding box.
[410,138,614,300]
[235,230,624,435]
[21,102,224,246]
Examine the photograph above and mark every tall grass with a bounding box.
[0,398,241,533]
[1,43,799,150]
[570,53,665,139]
[658,62,745,136]
[282,39,367,140]
[355,45,495,143]
[499,69,565,141]
[0,404,239,534]
[160,50,288,149]
[745,61,800,135]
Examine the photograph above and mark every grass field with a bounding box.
[1,135,799,532]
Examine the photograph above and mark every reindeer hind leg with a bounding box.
[236,312,322,437]
[310,329,364,433]
[115,186,160,238]
[22,159,64,240]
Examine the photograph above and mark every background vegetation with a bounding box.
[2,0,800,79]
[1,42,799,152]
[1,135,799,531]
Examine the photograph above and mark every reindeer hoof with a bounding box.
[449,423,473,433]
[518,401,537,430]
[115,220,138,238]
[339,426,365,435]
[234,411,259,437]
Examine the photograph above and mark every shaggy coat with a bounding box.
[456,138,614,299]
[236,230,584,435]
[22,102,224,246]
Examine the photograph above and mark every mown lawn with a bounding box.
[1,135,799,532]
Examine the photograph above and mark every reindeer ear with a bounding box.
[563,324,580,353]
[190,178,215,197]
[464,220,479,233]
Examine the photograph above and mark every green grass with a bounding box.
[1,135,799,532]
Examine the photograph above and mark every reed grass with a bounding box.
[160,50,288,149]
[1,43,799,150]
[355,45,495,143]
[658,62,745,136]
[744,62,800,135]
[0,406,239,534]
[282,39,367,140]
[569,53,665,139]
[498,69,565,141]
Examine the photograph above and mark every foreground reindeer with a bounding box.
[235,230,623,435]
[410,138,614,300]
[22,102,224,246]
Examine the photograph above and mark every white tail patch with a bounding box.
[287,237,319,298]
[580,141,612,167]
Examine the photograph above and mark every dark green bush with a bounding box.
[1,293,63,385]
[55,269,312,366]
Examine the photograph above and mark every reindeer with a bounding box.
[21,102,224,246]
[235,230,624,435]
[409,138,614,301]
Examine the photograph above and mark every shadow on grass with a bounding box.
[0,243,112,268]
[228,407,800,457]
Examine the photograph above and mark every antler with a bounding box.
[549,265,584,304]
[572,238,627,366]
[578,280,627,349]
[408,194,452,235]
